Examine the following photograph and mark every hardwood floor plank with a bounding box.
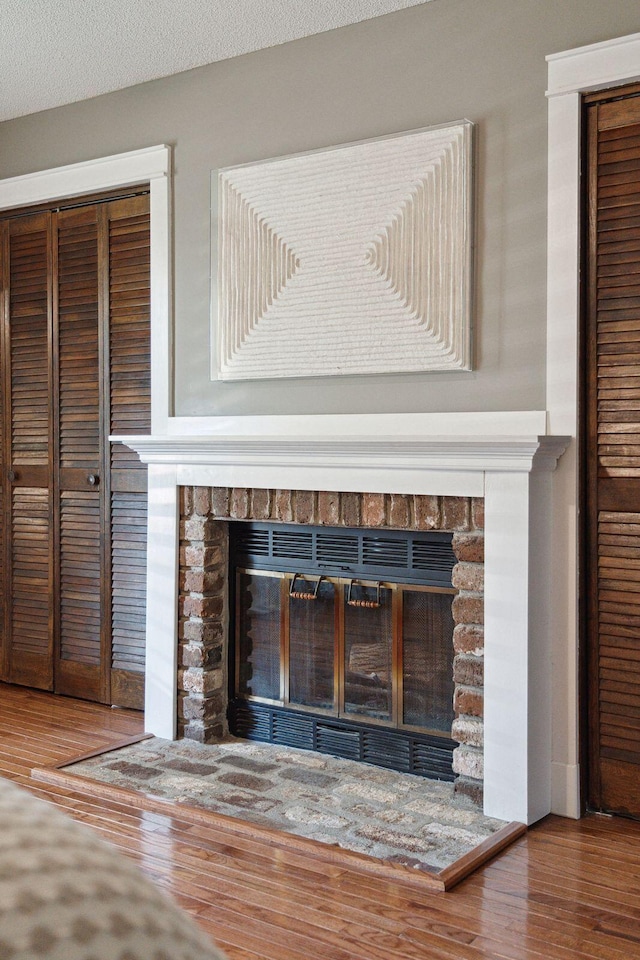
[2,682,640,960]
[130,834,633,960]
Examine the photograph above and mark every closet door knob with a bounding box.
[87,474,99,486]
[7,470,17,483]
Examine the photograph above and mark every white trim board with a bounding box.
[165,410,548,438]
[0,145,173,432]
[546,32,640,819]
[547,31,640,98]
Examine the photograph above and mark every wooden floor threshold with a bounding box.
[32,741,526,892]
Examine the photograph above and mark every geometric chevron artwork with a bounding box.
[216,121,473,380]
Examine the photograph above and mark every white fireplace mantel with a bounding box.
[118,410,569,826]
[121,433,568,475]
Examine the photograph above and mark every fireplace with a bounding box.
[121,410,569,824]
[176,488,486,802]
[228,522,458,780]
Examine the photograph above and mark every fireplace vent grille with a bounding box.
[316,533,360,565]
[272,531,313,560]
[413,539,457,572]
[237,528,270,556]
[231,522,455,586]
[229,701,456,780]
[361,536,407,568]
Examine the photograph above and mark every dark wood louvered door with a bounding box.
[0,213,54,690]
[585,86,640,816]
[55,204,103,701]
[105,195,151,709]
[0,193,150,708]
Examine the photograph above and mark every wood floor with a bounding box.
[2,683,640,960]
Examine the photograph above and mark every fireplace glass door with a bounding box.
[288,577,336,711]
[235,569,455,737]
[236,572,282,702]
[402,590,456,733]
[343,584,393,722]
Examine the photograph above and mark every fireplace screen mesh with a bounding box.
[344,587,393,722]
[289,579,335,711]
[402,590,455,732]
[237,573,281,701]
[234,570,455,737]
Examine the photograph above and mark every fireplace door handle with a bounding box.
[347,580,382,609]
[289,574,324,600]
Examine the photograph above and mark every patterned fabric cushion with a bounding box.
[0,776,227,959]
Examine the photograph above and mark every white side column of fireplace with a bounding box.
[118,411,568,826]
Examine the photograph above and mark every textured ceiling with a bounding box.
[0,0,430,123]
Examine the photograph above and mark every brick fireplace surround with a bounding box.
[178,487,485,804]
[120,411,569,825]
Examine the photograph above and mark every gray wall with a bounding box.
[2,0,640,417]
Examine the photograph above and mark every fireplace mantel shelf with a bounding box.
[114,433,570,475]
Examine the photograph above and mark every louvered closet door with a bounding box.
[55,196,150,707]
[586,89,640,815]
[106,195,150,710]
[54,205,103,700]
[1,213,54,689]
[0,194,150,708]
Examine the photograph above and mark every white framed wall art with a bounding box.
[214,120,473,381]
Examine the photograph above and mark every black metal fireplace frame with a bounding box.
[228,522,459,780]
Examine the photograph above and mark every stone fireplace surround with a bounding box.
[178,487,485,803]
[119,410,569,826]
